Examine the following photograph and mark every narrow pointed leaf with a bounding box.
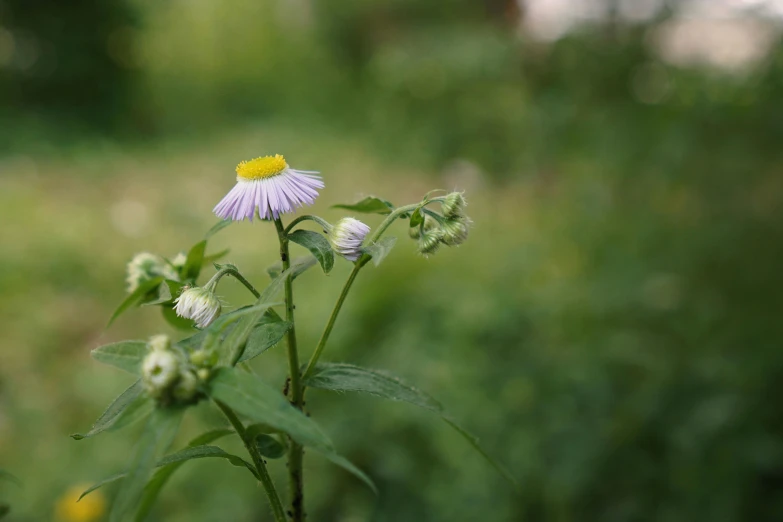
[305,363,518,485]
[333,197,395,215]
[72,380,151,440]
[142,280,185,307]
[288,230,334,274]
[266,255,317,280]
[409,208,424,228]
[237,315,291,363]
[201,302,281,355]
[204,219,232,239]
[207,368,333,452]
[108,277,164,326]
[80,443,253,504]
[362,237,397,267]
[109,408,183,522]
[91,341,147,375]
[182,240,207,281]
[219,267,300,365]
[318,452,377,496]
[203,248,231,265]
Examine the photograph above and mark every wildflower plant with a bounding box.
[75,155,513,521]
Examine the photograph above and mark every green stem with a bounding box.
[272,216,306,522]
[206,266,261,299]
[284,214,333,235]
[302,263,363,381]
[215,401,286,522]
[364,197,446,246]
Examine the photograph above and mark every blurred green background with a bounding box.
[2,0,783,520]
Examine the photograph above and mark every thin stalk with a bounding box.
[206,266,261,299]
[272,216,306,522]
[284,215,333,235]
[215,401,286,522]
[302,263,363,381]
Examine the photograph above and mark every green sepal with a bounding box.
[305,363,518,486]
[108,277,164,326]
[288,229,334,274]
[72,380,152,440]
[91,341,147,375]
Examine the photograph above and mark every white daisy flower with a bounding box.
[142,350,180,396]
[174,286,222,328]
[330,217,370,261]
[213,154,323,221]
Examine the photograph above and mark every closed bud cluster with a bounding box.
[330,217,370,262]
[141,335,208,405]
[174,286,222,328]
[126,252,180,293]
[412,193,471,256]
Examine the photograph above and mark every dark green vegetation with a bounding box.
[1,1,783,521]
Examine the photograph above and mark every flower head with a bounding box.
[126,252,179,292]
[441,217,470,246]
[213,154,323,222]
[442,192,466,219]
[142,350,180,396]
[174,286,221,328]
[330,217,370,261]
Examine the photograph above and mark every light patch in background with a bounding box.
[631,62,672,104]
[110,199,150,238]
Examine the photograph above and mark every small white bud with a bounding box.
[142,351,180,397]
[126,252,181,292]
[329,217,371,262]
[148,334,171,352]
[174,286,222,328]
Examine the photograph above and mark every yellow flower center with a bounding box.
[236,154,287,180]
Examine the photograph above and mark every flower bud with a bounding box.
[142,351,180,397]
[126,252,180,292]
[441,218,470,246]
[330,217,371,262]
[197,368,211,382]
[418,229,444,256]
[174,286,221,328]
[409,215,438,240]
[148,334,171,352]
[173,370,199,402]
[441,192,466,219]
[190,349,218,368]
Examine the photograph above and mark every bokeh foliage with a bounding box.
[1,0,783,521]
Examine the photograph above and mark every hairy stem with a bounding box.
[215,401,286,522]
[273,216,305,522]
[206,266,261,298]
[302,263,363,381]
[284,214,333,235]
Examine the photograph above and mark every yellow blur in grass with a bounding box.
[55,485,106,522]
[235,154,287,180]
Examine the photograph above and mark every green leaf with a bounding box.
[203,248,231,265]
[81,443,254,504]
[288,230,334,274]
[109,408,183,522]
[182,240,207,281]
[200,302,281,355]
[204,219,232,239]
[161,304,195,331]
[91,341,147,375]
[409,208,424,228]
[305,363,518,486]
[0,470,21,488]
[108,277,164,326]
[362,237,397,267]
[255,434,285,459]
[219,266,300,365]
[266,256,317,280]
[207,368,333,452]
[319,452,377,496]
[72,380,151,440]
[237,314,291,363]
[142,280,185,307]
[332,196,395,215]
